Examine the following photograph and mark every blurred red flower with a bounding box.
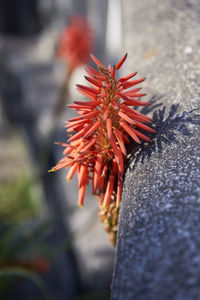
[57,16,93,70]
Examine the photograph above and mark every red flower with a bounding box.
[57,16,93,70]
[51,53,155,210]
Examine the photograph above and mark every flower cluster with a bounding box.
[57,16,93,70]
[51,53,155,243]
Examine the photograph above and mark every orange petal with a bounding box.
[84,120,101,138]
[106,118,112,139]
[66,163,78,181]
[68,126,90,142]
[78,185,86,207]
[116,171,123,208]
[103,175,115,207]
[78,165,88,187]
[114,129,127,155]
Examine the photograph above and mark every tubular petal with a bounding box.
[103,175,115,207]
[93,155,103,193]
[68,126,89,142]
[120,122,141,143]
[123,100,150,106]
[66,163,78,181]
[77,84,99,95]
[132,128,152,142]
[116,53,128,70]
[107,118,112,139]
[116,172,123,208]
[81,137,96,152]
[118,111,136,125]
[122,77,146,89]
[78,185,86,207]
[119,72,137,82]
[84,120,101,138]
[103,108,109,120]
[114,129,126,155]
[85,76,102,88]
[135,121,156,133]
[90,54,103,66]
[78,165,88,187]
[110,136,121,165]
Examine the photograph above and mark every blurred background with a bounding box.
[0,0,124,299]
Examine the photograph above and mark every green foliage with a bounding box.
[0,267,53,300]
[0,175,41,222]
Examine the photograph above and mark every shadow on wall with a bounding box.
[127,95,200,170]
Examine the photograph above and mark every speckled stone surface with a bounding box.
[111,0,200,299]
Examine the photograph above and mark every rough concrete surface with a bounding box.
[112,0,200,299]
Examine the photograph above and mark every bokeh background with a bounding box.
[0,0,124,299]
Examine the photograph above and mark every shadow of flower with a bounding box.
[127,95,200,170]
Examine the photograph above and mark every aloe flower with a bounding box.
[57,16,93,71]
[51,53,155,244]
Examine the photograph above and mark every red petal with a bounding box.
[110,136,124,173]
[120,122,141,143]
[118,111,136,125]
[111,65,116,80]
[68,126,90,142]
[122,77,145,89]
[78,165,88,187]
[84,76,102,88]
[114,129,127,155]
[103,108,109,120]
[119,72,137,82]
[125,93,146,98]
[84,120,101,137]
[93,154,103,193]
[76,84,99,95]
[65,119,88,129]
[135,121,155,133]
[123,99,150,106]
[85,64,100,76]
[132,128,152,142]
[80,137,96,152]
[116,53,128,70]
[90,54,103,66]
